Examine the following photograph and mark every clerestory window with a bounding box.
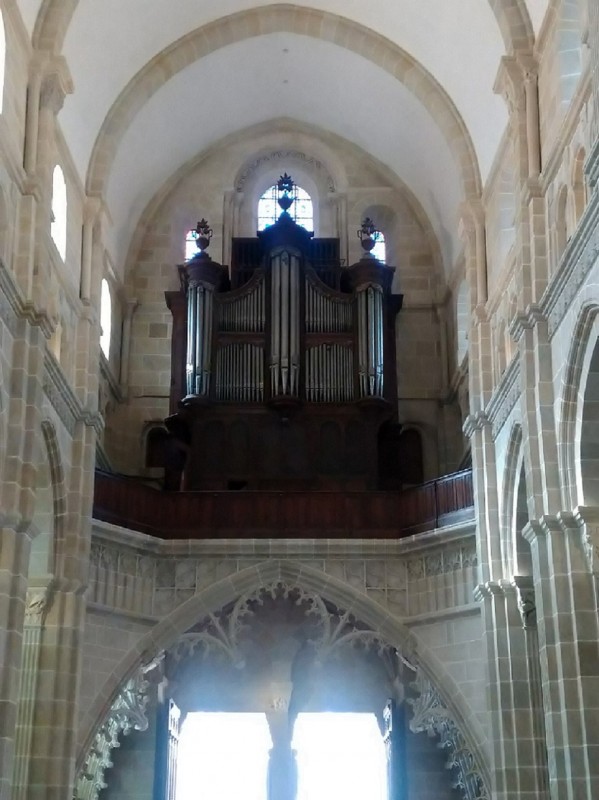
[51,165,67,260]
[258,183,313,231]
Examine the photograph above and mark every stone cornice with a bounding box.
[509,303,546,341]
[0,259,54,337]
[91,518,476,560]
[99,354,124,404]
[484,353,520,438]
[541,190,599,336]
[44,351,104,436]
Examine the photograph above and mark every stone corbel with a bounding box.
[512,575,536,628]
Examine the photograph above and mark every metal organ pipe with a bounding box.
[355,284,384,399]
[270,250,300,397]
[186,282,216,398]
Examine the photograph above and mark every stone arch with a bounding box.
[555,183,569,265]
[123,120,444,281]
[559,304,599,508]
[487,0,535,51]
[29,420,66,578]
[85,6,481,202]
[555,0,584,108]
[571,145,587,228]
[501,423,533,576]
[77,559,490,789]
[455,276,471,367]
[30,0,535,60]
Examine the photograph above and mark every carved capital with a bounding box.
[40,57,74,114]
[512,576,536,628]
[24,587,52,624]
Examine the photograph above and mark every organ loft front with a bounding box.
[162,174,404,492]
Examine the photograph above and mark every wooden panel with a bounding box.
[93,469,474,540]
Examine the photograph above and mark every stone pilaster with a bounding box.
[464,412,501,582]
[523,515,599,800]
[510,308,561,520]
[12,587,52,800]
[0,318,46,800]
[475,579,548,800]
[585,0,599,184]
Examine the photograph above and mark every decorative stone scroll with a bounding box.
[74,655,163,800]
[409,670,489,800]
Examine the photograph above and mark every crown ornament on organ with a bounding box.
[193,218,213,253]
[357,217,378,256]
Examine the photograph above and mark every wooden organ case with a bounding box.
[165,181,402,491]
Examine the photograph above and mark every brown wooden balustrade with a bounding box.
[93,469,474,540]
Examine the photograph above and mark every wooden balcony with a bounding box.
[93,469,474,540]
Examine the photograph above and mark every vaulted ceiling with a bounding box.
[16,0,549,273]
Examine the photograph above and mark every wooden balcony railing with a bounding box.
[93,469,474,540]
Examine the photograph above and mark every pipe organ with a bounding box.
[165,180,402,491]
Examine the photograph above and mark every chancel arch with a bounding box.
[76,559,490,800]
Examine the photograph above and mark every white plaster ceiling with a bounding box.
[106,34,463,274]
[15,0,43,37]
[60,0,507,186]
[20,1,548,277]
[524,0,550,35]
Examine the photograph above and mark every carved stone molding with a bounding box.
[512,576,536,628]
[235,150,335,192]
[409,670,490,800]
[74,656,163,800]
[24,587,52,626]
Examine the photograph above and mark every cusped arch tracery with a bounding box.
[76,558,490,798]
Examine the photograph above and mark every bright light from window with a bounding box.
[176,712,271,800]
[51,165,67,260]
[100,278,111,358]
[371,231,385,262]
[293,712,387,800]
[258,184,313,231]
[185,229,198,260]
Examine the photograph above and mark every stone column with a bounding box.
[524,515,599,800]
[511,310,561,520]
[266,712,297,800]
[12,587,52,800]
[0,319,46,800]
[585,0,599,182]
[475,581,549,800]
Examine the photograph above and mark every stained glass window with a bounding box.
[258,184,313,231]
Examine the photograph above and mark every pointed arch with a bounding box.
[30,0,533,71]
[29,420,67,578]
[558,304,599,508]
[77,558,490,789]
[85,7,481,203]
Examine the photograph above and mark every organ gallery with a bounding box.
[164,175,403,492]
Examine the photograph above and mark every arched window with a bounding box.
[185,228,198,260]
[258,183,313,231]
[0,11,6,114]
[371,230,385,262]
[100,278,112,358]
[51,165,67,260]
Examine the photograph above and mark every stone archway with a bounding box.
[75,559,490,800]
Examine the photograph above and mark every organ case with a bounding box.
[165,188,402,491]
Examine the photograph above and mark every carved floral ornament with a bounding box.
[74,583,489,800]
